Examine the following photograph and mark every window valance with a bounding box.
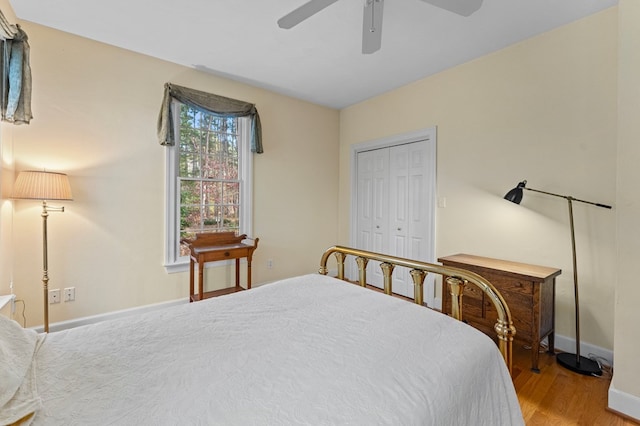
[0,8,17,40]
[0,16,32,125]
[157,82,263,153]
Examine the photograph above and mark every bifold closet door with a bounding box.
[387,142,430,297]
[355,140,431,298]
[356,147,389,290]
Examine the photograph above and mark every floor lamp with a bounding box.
[12,171,73,333]
[504,180,611,376]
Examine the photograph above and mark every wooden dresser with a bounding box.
[438,254,561,372]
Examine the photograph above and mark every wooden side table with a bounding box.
[184,232,259,302]
[438,253,561,372]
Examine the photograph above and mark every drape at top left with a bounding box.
[0,11,32,125]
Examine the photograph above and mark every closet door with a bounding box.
[355,139,433,298]
[388,142,431,297]
[356,148,389,288]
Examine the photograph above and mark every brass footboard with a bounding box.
[319,246,516,374]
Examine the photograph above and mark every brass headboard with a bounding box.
[319,245,516,374]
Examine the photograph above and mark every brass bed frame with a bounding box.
[319,246,516,374]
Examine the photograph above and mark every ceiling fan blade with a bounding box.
[278,0,341,29]
[420,0,483,17]
[362,0,384,54]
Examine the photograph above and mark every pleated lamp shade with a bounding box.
[12,171,73,201]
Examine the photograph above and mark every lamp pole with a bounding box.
[41,202,49,333]
[41,200,65,333]
[567,198,581,363]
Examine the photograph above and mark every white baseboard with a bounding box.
[608,384,640,422]
[34,298,189,333]
[552,334,614,367]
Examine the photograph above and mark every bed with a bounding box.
[1,246,523,425]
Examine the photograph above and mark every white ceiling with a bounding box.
[10,0,617,109]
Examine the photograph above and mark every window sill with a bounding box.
[164,261,189,274]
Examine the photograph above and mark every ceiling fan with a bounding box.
[278,0,483,54]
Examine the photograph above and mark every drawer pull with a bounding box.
[224,251,230,257]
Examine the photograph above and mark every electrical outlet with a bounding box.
[64,287,75,302]
[267,259,273,269]
[49,289,61,304]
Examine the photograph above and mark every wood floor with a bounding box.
[512,344,638,425]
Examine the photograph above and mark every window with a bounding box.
[165,102,252,271]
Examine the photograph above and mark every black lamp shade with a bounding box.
[504,180,527,204]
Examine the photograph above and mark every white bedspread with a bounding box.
[31,274,523,425]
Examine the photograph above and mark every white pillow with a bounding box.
[0,315,43,425]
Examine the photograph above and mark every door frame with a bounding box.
[349,126,437,306]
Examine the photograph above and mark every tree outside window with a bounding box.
[178,105,240,257]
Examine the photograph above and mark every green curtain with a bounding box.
[157,82,263,154]
[0,20,32,125]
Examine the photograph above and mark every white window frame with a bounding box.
[164,101,253,273]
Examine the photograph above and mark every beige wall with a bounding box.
[340,9,618,351]
[1,21,340,325]
[0,130,14,315]
[612,0,640,411]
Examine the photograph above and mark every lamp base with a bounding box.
[556,352,602,376]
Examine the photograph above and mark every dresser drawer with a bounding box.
[482,274,534,297]
[485,296,533,341]
[196,246,251,262]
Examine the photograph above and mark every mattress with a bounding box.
[2,274,523,425]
